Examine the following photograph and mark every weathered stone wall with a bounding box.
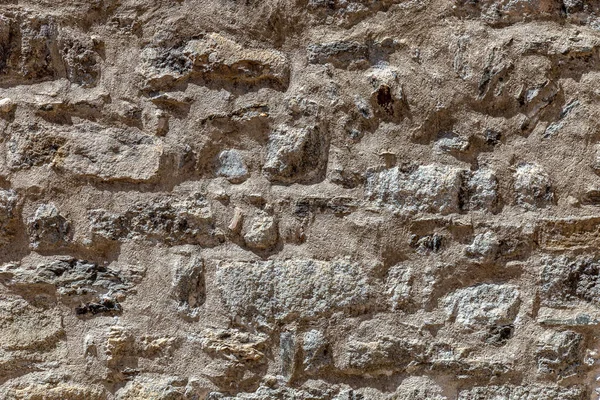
[0,0,598,398]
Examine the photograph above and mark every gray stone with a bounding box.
[307,41,368,69]
[302,330,331,373]
[88,209,128,241]
[514,163,553,209]
[138,46,193,89]
[216,259,376,326]
[0,257,144,316]
[307,0,403,27]
[538,307,600,327]
[462,169,499,211]
[216,150,249,183]
[26,203,71,250]
[540,255,600,306]
[127,193,216,244]
[385,264,413,310]
[443,284,520,328]
[264,125,328,184]
[454,0,561,24]
[354,95,374,119]
[435,132,470,153]
[280,331,296,379]
[171,255,205,320]
[334,389,365,400]
[89,193,220,246]
[60,33,101,88]
[563,0,584,14]
[365,164,463,214]
[412,233,443,254]
[465,231,500,261]
[457,384,586,400]
[536,330,583,378]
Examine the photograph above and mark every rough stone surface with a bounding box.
[457,385,586,400]
[216,150,249,184]
[26,203,71,250]
[216,259,376,326]
[365,164,463,214]
[443,284,521,328]
[263,124,328,184]
[514,163,554,209]
[2,0,600,398]
[536,329,583,378]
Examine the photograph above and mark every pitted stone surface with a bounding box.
[216,259,376,326]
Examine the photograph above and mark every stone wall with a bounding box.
[0,0,598,398]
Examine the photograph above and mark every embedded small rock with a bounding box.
[367,65,405,119]
[0,256,145,315]
[138,46,193,89]
[0,98,15,113]
[536,330,582,378]
[1,380,106,400]
[216,149,249,183]
[514,163,553,209]
[338,336,424,374]
[140,33,290,90]
[465,231,500,261]
[171,255,205,319]
[196,328,268,363]
[90,192,219,246]
[264,125,328,184]
[243,213,278,250]
[540,255,600,306]
[0,189,18,238]
[302,330,331,373]
[385,264,413,310]
[207,384,336,400]
[116,375,208,400]
[184,33,290,88]
[387,376,448,400]
[26,203,71,250]
[462,169,499,211]
[435,132,469,153]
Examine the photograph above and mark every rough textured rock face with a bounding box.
[2,0,600,398]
